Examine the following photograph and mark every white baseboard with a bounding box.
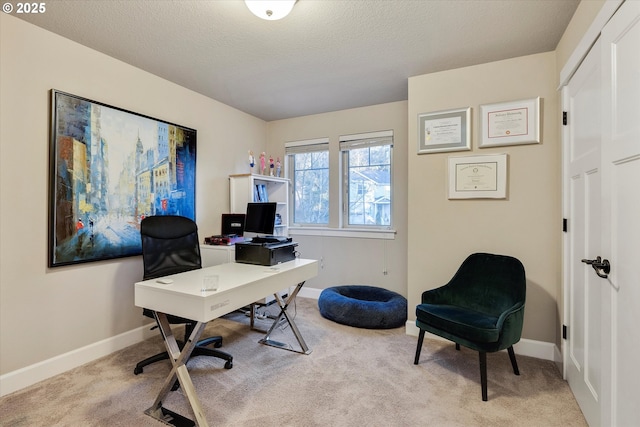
[0,323,157,397]
[1,289,324,396]
[404,320,561,362]
[0,290,326,397]
[306,288,560,363]
[1,287,561,397]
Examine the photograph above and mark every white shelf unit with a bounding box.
[200,244,234,267]
[229,173,289,238]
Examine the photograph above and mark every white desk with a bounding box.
[199,244,283,305]
[135,258,318,427]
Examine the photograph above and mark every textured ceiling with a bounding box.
[15,0,580,121]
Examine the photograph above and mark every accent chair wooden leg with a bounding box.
[414,330,425,365]
[479,351,488,401]
[507,346,520,375]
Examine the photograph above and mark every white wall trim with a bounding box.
[339,129,394,142]
[558,0,623,88]
[405,321,561,362]
[0,323,157,397]
[289,227,396,240]
[284,137,329,147]
[2,290,324,397]
[1,287,561,397]
[303,288,561,362]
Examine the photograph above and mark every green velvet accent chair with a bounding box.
[413,253,526,401]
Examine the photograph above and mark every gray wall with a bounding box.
[0,0,607,388]
[0,14,267,376]
[407,52,561,345]
[266,102,408,297]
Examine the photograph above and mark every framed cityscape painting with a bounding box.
[49,90,197,267]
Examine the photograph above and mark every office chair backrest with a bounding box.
[446,252,526,315]
[140,215,202,280]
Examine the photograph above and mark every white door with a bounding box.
[564,1,640,425]
[564,37,604,427]
[600,2,640,425]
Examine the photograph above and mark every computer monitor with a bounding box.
[244,202,276,236]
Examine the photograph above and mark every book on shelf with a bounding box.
[255,184,268,202]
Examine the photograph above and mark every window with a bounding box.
[340,131,393,228]
[285,131,393,233]
[285,138,329,225]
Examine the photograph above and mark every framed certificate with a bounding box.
[479,97,540,147]
[448,154,507,199]
[417,107,471,154]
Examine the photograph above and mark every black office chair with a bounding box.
[134,215,233,375]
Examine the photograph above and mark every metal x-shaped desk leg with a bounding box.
[259,281,312,354]
[144,312,210,427]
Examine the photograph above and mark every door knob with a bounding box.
[581,256,611,279]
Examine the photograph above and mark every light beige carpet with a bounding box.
[0,297,587,427]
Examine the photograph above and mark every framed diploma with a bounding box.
[479,97,541,147]
[448,154,507,199]
[417,107,471,154]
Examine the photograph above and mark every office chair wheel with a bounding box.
[224,360,233,369]
[134,366,143,375]
[214,341,223,348]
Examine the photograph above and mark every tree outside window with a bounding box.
[285,132,392,230]
[285,140,329,226]
[345,144,391,226]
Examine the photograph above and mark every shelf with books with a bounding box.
[229,173,289,237]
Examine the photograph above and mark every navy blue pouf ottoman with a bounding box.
[318,285,407,329]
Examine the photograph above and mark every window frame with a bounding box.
[339,130,394,230]
[284,138,330,227]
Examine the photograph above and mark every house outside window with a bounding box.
[285,138,329,226]
[340,131,393,228]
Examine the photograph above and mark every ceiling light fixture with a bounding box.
[245,0,296,21]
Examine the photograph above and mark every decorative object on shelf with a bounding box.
[447,153,508,199]
[269,155,274,176]
[48,89,197,267]
[418,107,471,154]
[245,0,296,21]
[260,152,266,174]
[276,157,281,177]
[479,97,541,147]
[248,150,255,171]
